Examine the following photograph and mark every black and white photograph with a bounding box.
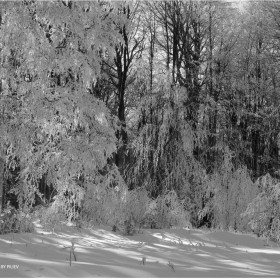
[0,0,280,278]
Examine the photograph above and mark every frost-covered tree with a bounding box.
[127,75,206,229]
[0,1,124,214]
[91,1,145,174]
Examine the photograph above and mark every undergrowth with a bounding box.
[241,174,280,242]
[35,203,66,233]
[0,203,34,234]
[78,186,189,235]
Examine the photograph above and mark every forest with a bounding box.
[0,0,280,243]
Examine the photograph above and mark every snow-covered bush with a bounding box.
[78,185,111,227]
[241,174,280,241]
[78,170,127,227]
[200,147,257,231]
[79,183,150,234]
[37,203,66,233]
[143,190,188,229]
[0,203,34,234]
[109,188,188,232]
[122,188,150,231]
[78,182,188,233]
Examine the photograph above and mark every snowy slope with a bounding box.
[0,221,280,277]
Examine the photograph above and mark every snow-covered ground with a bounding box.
[0,221,280,278]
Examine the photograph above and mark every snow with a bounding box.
[0,221,280,278]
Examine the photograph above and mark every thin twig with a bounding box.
[167,261,175,272]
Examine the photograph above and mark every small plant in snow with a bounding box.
[139,257,146,266]
[167,261,175,272]
[61,240,77,266]
[9,233,14,247]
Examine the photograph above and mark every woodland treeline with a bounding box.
[0,0,280,239]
